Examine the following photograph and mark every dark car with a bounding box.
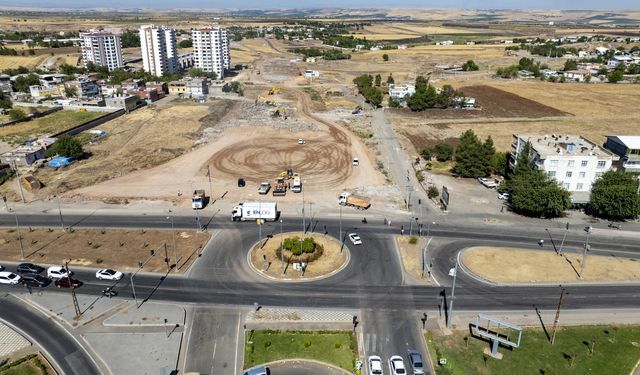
[21,273,51,288]
[17,263,45,274]
[54,277,82,289]
[238,178,246,187]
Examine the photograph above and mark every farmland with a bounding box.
[0,110,104,145]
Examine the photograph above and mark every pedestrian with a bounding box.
[388,219,391,227]
[384,218,387,225]
[538,239,544,247]
[401,225,404,235]
[501,206,504,213]
[323,225,327,235]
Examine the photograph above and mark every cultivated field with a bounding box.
[0,109,104,145]
[0,55,48,70]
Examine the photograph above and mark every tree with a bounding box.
[367,87,383,107]
[382,53,389,62]
[120,29,140,48]
[589,170,640,220]
[387,74,394,84]
[427,185,439,199]
[491,151,510,177]
[0,91,12,109]
[45,136,83,159]
[608,69,624,83]
[453,130,494,178]
[178,39,193,48]
[374,74,381,87]
[64,86,77,98]
[14,73,40,93]
[563,59,578,71]
[461,59,479,71]
[433,143,453,162]
[8,108,26,121]
[388,96,401,108]
[188,67,217,80]
[420,147,432,160]
[507,141,571,217]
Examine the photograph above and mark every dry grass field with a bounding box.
[0,55,48,70]
[0,110,104,145]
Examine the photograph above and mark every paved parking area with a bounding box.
[0,321,31,357]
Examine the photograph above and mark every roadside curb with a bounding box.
[457,247,640,287]
[245,358,352,374]
[246,234,351,283]
[0,318,59,372]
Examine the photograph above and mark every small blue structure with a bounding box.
[48,156,74,168]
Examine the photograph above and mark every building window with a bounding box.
[566,171,573,178]
[577,183,584,190]
[597,161,607,168]
[567,160,575,167]
[563,183,570,189]
[595,172,603,178]
[550,160,559,167]
[548,171,556,177]
[581,160,588,167]
[579,171,586,178]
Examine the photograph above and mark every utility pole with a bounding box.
[13,206,24,259]
[446,260,458,329]
[339,204,343,250]
[422,237,433,279]
[551,287,566,344]
[55,195,64,230]
[167,212,177,272]
[302,182,306,233]
[13,160,25,203]
[66,261,81,317]
[580,226,592,278]
[131,249,156,308]
[280,219,285,274]
[207,166,213,203]
[559,222,569,255]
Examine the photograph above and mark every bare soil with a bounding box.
[462,246,640,284]
[0,228,210,273]
[250,231,348,281]
[395,235,437,284]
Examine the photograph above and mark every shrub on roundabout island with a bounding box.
[277,236,324,262]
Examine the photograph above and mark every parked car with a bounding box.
[407,349,425,375]
[478,177,499,189]
[348,233,362,245]
[17,263,45,274]
[258,182,271,195]
[368,355,384,375]
[54,277,82,289]
[47,266,71,279]
[95,269,123,281]
[0,264,4,272]
[389,355,407,375]
[21,273,51,288]
[498,192,510,200]
[238,178,246,187]
[352,157,360,166]
[0,271,21,285]
[243,366,269,375]
[298,139,305,144]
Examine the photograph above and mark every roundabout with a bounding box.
[248,231,350,282]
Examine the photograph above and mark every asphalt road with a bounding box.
[0,295,100,375]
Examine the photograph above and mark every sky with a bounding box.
[0,0,637,10]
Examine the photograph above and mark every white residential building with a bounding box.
[388,84,415,100]
[511,134,617,203]
[80,29,123,71]
[192,25,230,79]
[139,25,177,77]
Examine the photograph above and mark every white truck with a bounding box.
[231,202,278,222]
[192,190,205,209]
[291,177,302,193]
[339,192,371,210]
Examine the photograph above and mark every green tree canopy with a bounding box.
[589,171,640,220]
[0,91,12,109]
[188,68,218,80]
[45,136,83,159]
[433,143,453,162]
[563,59,578,71]
[15,73,40,93]
[8,108,26,121]
[121,29,140,48]
[608,69,624,83]
[178,39,193,48]
[453,130,494,177]
[461,59,479,71]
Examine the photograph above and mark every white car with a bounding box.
[389,355,407,375]
[498,192,510,200]
[352,158,360,166]
[258,182,271,195]
[47,266,71,279]
[348,233,362,245]
[0,271,21,285]
[368,355,384,375]
[298,139,305,144]
[96,268,124,281]
[478,177,498,189]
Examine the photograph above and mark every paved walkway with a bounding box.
[246,307,355,323]
[0,321,31,357]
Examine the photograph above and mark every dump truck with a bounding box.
[339,192,371,210]
[231,202,278,222]
[192,190,206,209]
[272,178,287,196]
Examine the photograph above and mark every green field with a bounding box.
[427,325,640,375]
[0,110,104,145]
[244,330,357,371]
[0,353,50,375]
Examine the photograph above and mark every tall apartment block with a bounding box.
[140,25,178,77]
[192,25,230,79]
[80,29,123,71]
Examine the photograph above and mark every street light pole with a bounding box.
[422,237,433,279]
[580,226,592,278]
[280,219,285,274]
[302,182,306,233]
[339,204,343,249]
[167,212,177,272]
[55,195,64,230]
[446,260,458,329]
[13,160,25,203]
[13,207,24,259]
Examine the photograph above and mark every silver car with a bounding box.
[407,349,425,374]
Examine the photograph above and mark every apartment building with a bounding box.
[80,29,123,71]
[192,25,230,79]
[140,25,177,77]
[511,134,617,202]
[604,135,640,173]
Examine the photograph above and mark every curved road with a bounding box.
[0,295,100,375]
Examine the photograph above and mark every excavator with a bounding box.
[268,86,281,95]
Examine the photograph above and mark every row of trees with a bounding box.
[496,57,548,78]
[452,130,502,178]
[289,47,351,60]
[407,76,466,111]
[353,74,383,107]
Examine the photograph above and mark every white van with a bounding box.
[291,177,302,193]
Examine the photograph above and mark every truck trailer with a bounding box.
[192,190,206,209]
[339,192,371,210]
[231,202,278,222]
